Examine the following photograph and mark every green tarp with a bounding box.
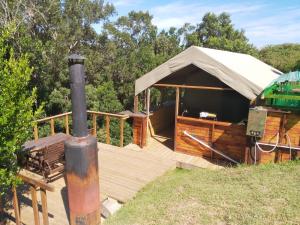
[262,71,300,109]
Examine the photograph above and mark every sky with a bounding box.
[95,0,300,48]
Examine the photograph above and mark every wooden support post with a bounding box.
[65,114,69,135]
[92,114,97,137]
[30,186,40,225]
[34,125,39,142]
[146,89,150,146]
[12,187,21,225]
[106,115,110,144]
[40,188,49,225]
[174,87,180,150]
[50,118,55,136]
[210,124,215,160]
[120,119,124,147]
[277,113,288,162]
[134,95,139,113]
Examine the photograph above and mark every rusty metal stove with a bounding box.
[65,54,100,225]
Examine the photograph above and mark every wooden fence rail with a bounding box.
[12,170,55,225]
[33,111,129,147]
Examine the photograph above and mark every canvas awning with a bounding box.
[135,46,282,100]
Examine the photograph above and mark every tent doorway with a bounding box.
[148,87,176,151]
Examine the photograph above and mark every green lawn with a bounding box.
[104,161,300,225]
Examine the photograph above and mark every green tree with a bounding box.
[0,26,39,194]
[259,44,300,73]
[183,12,257,55]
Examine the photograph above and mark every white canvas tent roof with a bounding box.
[135,46,282,100]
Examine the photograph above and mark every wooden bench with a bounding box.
[23,133,71,182]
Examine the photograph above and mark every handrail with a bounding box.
[36,112,72,122]
[183,131,239,164]
[11,169,55,225]
[18,169,55,192]
[33,110,130,147]
[87,110,129,119]
[177,115,236,127]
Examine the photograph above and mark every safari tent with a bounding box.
[131,46,299,163]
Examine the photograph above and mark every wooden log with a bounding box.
[30,186,40,225]
[50,118,55,136]
[40,189,49,225]
[12,186,21,225]
[34,125,39,142]
[120,118,124,147]
[106,115,110,144]
[65,114,69,135]
[92,113,97,137]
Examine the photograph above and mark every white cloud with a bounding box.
[151,1,265,29]
[148,1,300,47]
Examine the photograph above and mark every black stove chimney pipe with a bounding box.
[65,54,100,225]
[68,54,88,137]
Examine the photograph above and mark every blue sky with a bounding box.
[98,0,300,48]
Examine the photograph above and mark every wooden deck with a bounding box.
[5,142,175,225]
[5,136,220,225]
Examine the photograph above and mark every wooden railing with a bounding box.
[12,170,55,225]
[33,111,129,147]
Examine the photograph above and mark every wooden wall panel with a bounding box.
[258,112,300,163]
[175,116,247,162]
[133,116,147,148]
[149,105,175,134]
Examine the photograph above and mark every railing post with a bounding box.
[34,125,39,141]
[120,118,124,147]
[12,186,21,225]
[65,114,70,135]
[50,118,55,136]
[92,114,97,137]
[40,188,49,225]
[30,185,40,225]
[106,115,110,144]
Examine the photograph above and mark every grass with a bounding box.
[104,161,300,225]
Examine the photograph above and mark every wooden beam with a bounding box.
[92,113,97,137]
[36,112,71,123]
[87,110,129,119]
[154,83,234,91]
[18,169,55,192]
[134,95,139,113]
[65,114,69,135]
[174,87,180,150]
[50,118,55,136]
[34,125,39,142]
[30,186,40,225]
[105,116,110,144]
[177,115,235,127]
[12,187,21,225]
[40,189,49,225]
[120,119,124,147]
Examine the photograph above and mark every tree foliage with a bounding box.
[0,26,38,194]
[259,44,300,73]
[0,1,298,168]
[183,12,257,55]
